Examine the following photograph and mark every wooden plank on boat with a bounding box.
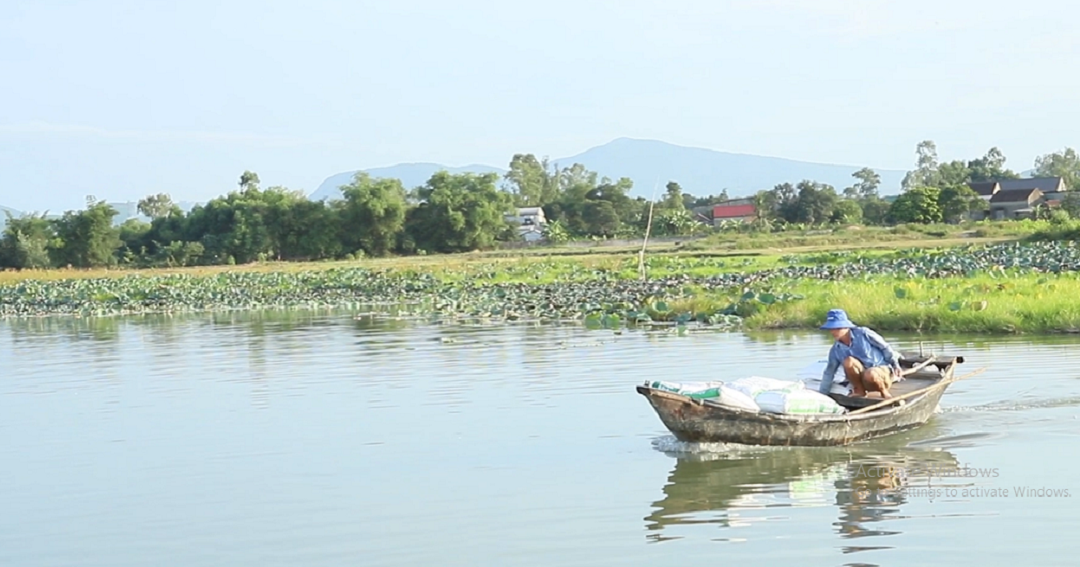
[899,353,963,370]
[846,365,989,412]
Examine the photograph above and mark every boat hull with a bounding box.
[636,382,950,447]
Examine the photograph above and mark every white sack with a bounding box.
[754,388,847,415]
[727,376,804,399]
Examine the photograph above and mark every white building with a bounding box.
[505,207,546,226]
[504,207,548,243]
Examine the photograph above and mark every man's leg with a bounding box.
[862,366,894,398]
[842,357,866,396]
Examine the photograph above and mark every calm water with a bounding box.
[1,311,1078,566]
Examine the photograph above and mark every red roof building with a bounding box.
[712,203,756,224]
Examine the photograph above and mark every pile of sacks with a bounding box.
[648,372,847,415]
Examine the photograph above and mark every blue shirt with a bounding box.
[820,327,901,394]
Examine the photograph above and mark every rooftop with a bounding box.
[712,203,756,218]
[989,188,1042,204]
[969,181,1000,196]
[996,177,1064,192]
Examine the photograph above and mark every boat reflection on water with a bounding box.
[645,424,963,544]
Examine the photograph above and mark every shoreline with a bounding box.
[1,239,1079,334]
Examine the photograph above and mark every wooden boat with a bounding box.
[636,355,965,447]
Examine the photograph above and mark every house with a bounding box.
[969,181,1000,203]
[504,207,548,242]
[690,205,714,225]
[505,207,546,227]
[987,188,1044,220]
[967,177,1065,220]
[518,225,545,242]
[1042,191,1068,208]
[711,198,756,225]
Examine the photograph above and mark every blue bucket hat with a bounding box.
[820,308,857,330]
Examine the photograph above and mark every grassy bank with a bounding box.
[744,274,1080,334]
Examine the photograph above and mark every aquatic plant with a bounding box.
[3,240,1080,333]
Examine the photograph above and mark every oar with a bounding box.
[847,367,987,416]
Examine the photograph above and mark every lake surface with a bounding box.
[1,311,1078,566]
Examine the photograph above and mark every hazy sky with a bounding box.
[3,0,1079,211]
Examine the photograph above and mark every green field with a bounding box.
[1,227,1079,334]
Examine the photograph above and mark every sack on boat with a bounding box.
[648,380,725,399]
[754,388,847,415]
[710,386,759,411]
[647,380,760,411]
[726,376,803,399]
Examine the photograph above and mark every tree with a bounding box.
[137,193,177,219]
[936,160,971,188]
[174,183,313,264]
[860,198,890,225]
[662,181,686,211]
[406,171,514,253]
[1034,148,1080,190]
[683,190,730,209]
[768,182,800,223]
[540,163,645,238]
[752,189,782,223]
[582,200,620,237]
[0,212,55,269]
[139,209,191,263]
[182,190,275,264]
[277,199,342,260]
[655,209,700,236]
[151,240,205,267]
[239,170,261,192]
[938,185,986,223]
[504,154,558,206]
[901,140,941,190]
[557,163,598,202]
[887,187,942,224]
[831,199,863,224]
[845,168,881,199]
[792,181,838,224]
[337,172,407,257]
[542,219,569,244]
[135,182,341,265]
[117,218,152,264]
[1061,192,1080,218]
[968,147,1019,182]
[51,197,121,267]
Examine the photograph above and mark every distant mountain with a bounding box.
[310,138,908,202]
[310,163,505,201]
[553,138,907,199]
[0,205,22,231]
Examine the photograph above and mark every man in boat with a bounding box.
[819,309,902,398]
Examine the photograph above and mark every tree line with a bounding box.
[750,143,1080,228]
[3,143,1080,270]
[0,160,684,269]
